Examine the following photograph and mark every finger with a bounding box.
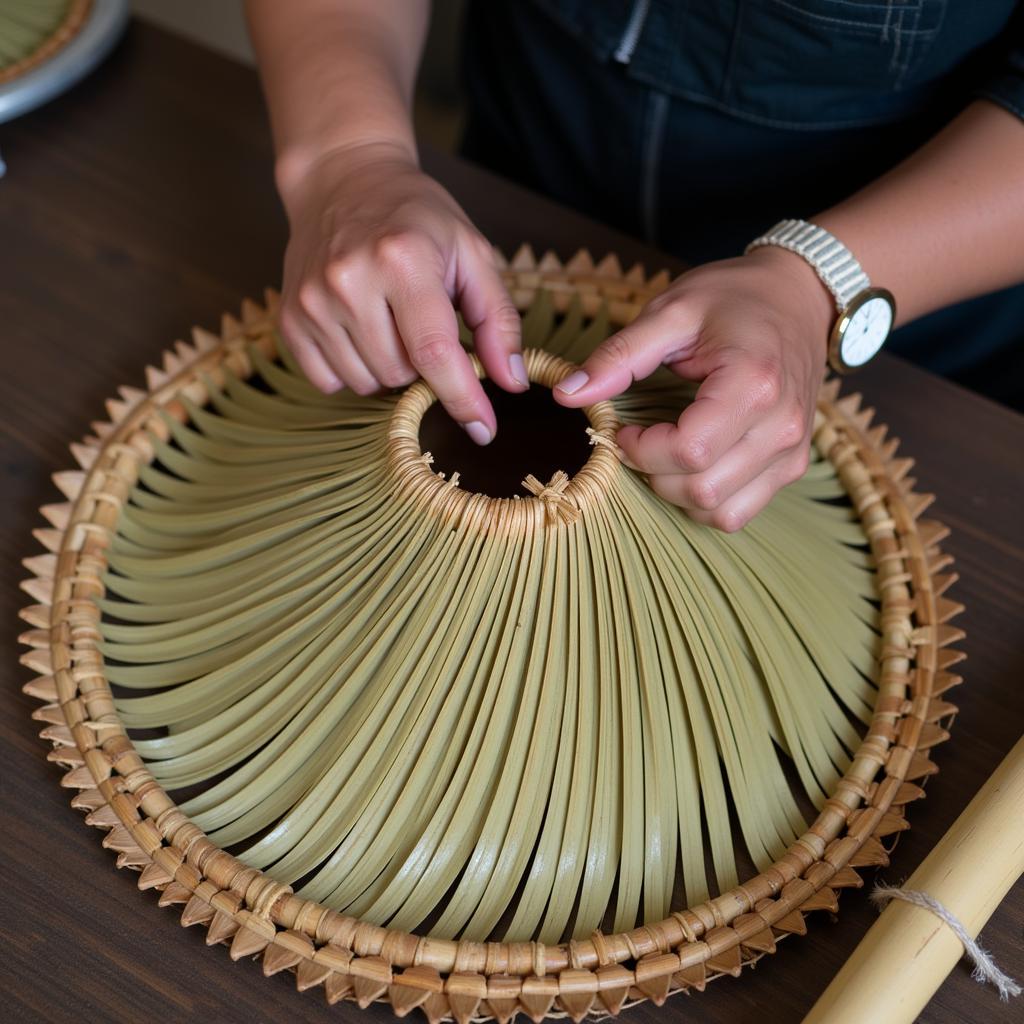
[294,339,345,394]
[680,450,810,532]
[553,299,699,406]
[456,238,526,392]
[278,308,343,393]
[647,428,806,516]
[617,389,806,482]
[623,358,786,476]
[296,285,382,395]
[637,431,796,513]
[390,280,496,443]
[345,299,419,389]
[308,319,380,396]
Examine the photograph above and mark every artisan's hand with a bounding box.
[278,141,525,444]
[554,247,834,531]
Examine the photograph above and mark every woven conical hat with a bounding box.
[20,249,963,1020]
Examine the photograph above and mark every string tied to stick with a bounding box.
[521,470,581,526]
[870,881,1021,1002]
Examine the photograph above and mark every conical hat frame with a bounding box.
[19,247,965,1021]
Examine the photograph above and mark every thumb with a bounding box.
[552,301,697,406]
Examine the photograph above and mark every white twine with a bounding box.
[870,881,1021,1002]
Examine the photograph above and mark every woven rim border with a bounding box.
[0,0,93,84]
[19,247,966,1022]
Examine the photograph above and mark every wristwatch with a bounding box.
[745,219,896,375]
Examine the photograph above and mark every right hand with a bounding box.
[277,140,525,444]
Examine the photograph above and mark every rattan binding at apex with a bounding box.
[19,247,965,1022]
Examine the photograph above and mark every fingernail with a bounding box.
[509,353,528,387]
[464,420,492,445]
[556,370,589,395]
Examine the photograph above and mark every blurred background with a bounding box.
[130,0,466,150]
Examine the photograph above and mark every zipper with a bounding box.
[613,0,652,64]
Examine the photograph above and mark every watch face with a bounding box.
[839,295,893,367]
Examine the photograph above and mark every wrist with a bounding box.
[743,244,835,350]
[275,137,418,215]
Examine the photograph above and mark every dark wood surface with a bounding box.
[2,20,1022,1024]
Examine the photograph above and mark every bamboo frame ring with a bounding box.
[18,250,964,1022]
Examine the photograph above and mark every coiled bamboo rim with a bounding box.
[387,348,621,531]
[19,247,965,1021]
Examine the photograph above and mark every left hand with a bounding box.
[553,247,834,531]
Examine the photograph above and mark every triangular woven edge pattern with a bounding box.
[18,248,965,1022]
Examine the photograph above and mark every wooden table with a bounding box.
[2,20,1021,1024]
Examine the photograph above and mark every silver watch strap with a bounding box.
[744,219,870,311]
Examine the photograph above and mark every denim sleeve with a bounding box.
[976,10,1024,120]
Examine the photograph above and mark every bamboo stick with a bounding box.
[804,734,1024,1023]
